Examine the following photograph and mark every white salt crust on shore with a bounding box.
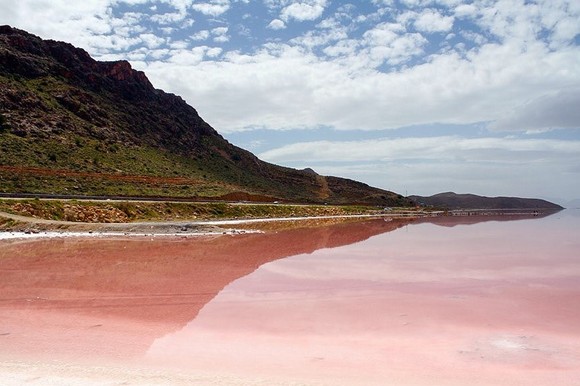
[0,231,236,240]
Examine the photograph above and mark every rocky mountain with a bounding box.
[409,192,563,210]
[0,26,412,206]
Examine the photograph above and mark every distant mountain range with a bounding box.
[409,192,563,210]
[0,26,412,206]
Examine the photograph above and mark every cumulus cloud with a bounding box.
[267,19,286,30]
[141,35,580,133]
[399,0,435,8]
[166,47,206,65]
[191,0,231,16]
[140,33,166,48]
[280,0,328,22]
[191,30,210,40]
[0,0,112,46]
[362,22,427,65]
[290,28,348,49]
[453,3,477,18]
[211,26,229,42]
[150,11,188,24]
[372,0,395,6]
[413,9,454,33]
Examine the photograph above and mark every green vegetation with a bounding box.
[0,133,240,197]
[0,129,319,200]
[0,199,386,223]
[0,73,284,199]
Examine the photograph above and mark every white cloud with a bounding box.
[362,23,427,66]
[459,30,487,45]
[454,3,477,18]
[150,12,187,24]
[280,0,328,22]
[399,0,435,8]
[290,28,348,49]
[491,88,580,132]
[323,39,358,57]
[206,47,223,57]
[191,30,210,40]
[259,136,580,163]
[435,0,462,6]
[363,22,405,45]
[168,39,189,49]
[414,9,454,33]
[140,34,580,134]
[165,46,223,65]
[0,0,112,47]
[140,33,166,49]
[267,19,286,30]
[161,27,177,35]
[211,26,230,42]
[263,0,293,11]
[191,0,231,17]
[166,47,205,65]
[372,0,395,6]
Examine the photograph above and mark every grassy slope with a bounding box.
[0,199,389,224]
[0,74,273,199]
[0,74,333,202]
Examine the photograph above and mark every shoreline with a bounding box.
[0,208,562,241]
[0,213,415,241]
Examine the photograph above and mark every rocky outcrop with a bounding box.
[0,25,213,147]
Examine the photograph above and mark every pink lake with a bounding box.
[1,210,579,385]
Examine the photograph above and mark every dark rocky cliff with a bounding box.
[0,26,412,206]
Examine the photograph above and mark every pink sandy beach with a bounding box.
[1,212,579,385]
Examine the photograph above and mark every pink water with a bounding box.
[1,211,579,385]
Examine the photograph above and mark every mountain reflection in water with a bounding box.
[0,218,410,361]
[1,211,579,385]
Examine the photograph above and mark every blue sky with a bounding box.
[1,0,579,204]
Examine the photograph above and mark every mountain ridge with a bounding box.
[0,25,412,206]
[409,192,563,210]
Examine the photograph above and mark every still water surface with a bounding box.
[1,211,579,385]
